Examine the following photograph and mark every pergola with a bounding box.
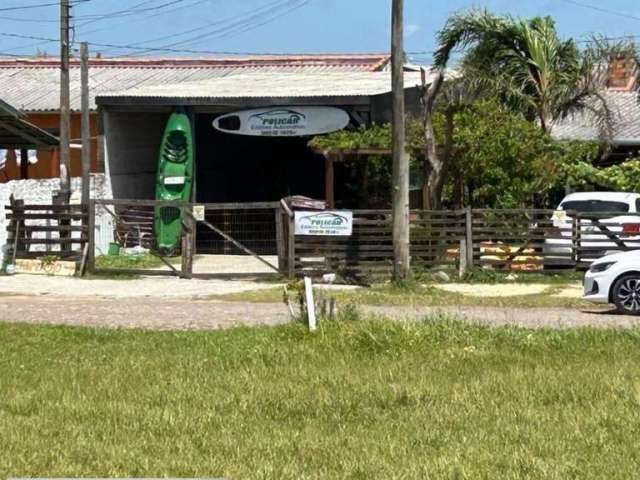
[312,147,428,209]
[0,98,58,179]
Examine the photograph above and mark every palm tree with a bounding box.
[433,10,626,136]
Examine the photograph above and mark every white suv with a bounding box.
[584,250,640,314]
[543,192,640,266]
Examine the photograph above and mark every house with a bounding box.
[552,57,640,165]
[95,69,428,205]
[0,54,394,181]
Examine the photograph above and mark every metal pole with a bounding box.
[391,0,410,280]
[59,0,71,202]
[80,42,91,206]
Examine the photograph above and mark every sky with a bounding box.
[0,0,639,62]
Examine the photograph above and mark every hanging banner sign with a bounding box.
[213,106,350,137]
[295,211,353,236]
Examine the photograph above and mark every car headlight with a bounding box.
[589,261,616,273]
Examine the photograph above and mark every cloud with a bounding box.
[405,23,421,37]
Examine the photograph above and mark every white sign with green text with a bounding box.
[295,211,353,236]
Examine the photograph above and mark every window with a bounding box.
[561,200,629,213]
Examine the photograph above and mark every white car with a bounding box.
[544,192,640,266]
[584,250,640,314]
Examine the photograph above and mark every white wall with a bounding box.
[0,174,113,260]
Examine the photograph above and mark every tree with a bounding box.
[432,10,628,137]
[419,69,485,209]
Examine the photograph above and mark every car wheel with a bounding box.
[612,274,640,315]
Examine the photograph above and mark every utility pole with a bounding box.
[59,0,71,202]
[80,42,91,206]
[391,0,410,280]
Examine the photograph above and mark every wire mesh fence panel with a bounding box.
[91,199,185,276]
[191,202,282,277]
[197,208,277,255]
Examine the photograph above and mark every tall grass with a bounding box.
[1,318,639,479]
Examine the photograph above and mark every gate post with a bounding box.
[465,207,474,268]
[572,212,580,268]
[87,199,96,274]
[275,208,285,273]
[288,214,295,279]
[181,205,195,279]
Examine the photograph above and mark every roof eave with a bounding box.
[96,95,374,108]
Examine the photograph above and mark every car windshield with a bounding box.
[561,200,629,213]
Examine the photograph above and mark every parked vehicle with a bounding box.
[543,192,640,267]
[584,250,640,314]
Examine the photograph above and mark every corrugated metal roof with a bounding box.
[0,55,391,113]
[97,71,427,105]
[0,98,58,148]
[552,91,640,144]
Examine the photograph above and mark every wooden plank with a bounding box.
[7,213,87,220]
[6,204,86,211]
[7,225,88,233]
[21,238,87,245]
[13,251,81,260]
[96,199,279,210]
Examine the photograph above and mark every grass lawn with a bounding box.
[94,254,181,270]
[1,318,640,479]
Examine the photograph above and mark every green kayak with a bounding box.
[154,112,194,254]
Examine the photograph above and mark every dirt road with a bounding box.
[0,296,639,330]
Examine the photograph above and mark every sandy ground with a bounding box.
[434,283,552,297]
[191,254,279,275]
[0,274,279,299]
[1,272,628,331]
[0,296,637,330]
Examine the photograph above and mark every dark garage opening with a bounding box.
[194,113,326,255]
[195,113,325,203]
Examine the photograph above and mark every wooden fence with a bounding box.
[6,201,640,281]
[285,208,640,281]
[5,200,89,264]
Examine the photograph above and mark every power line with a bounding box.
[151,0,309,51]
[557,0,640,23]
[127,0,304,53]
[0,31,316,57]
[0,0,88,12]
[76,0,216,37]
[75,0,186,25]
[0,15,58,23]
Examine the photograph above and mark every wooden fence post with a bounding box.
[53,192,71,253]
[465,207,474,268]
[288,214,295,279]
[87,199,96,274]
[275,207,285,273]
[572,212,580,267]
[181,205,195,279]
[458,237,467,278]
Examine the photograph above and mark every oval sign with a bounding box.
[213,106,350,137]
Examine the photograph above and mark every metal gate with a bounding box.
[88,199,286,279]
[188,202,283,278]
